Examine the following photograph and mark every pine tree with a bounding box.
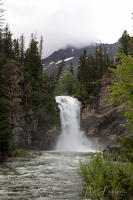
[77,49,87,83]
[25,34,42,80]
[0,63,10,157]
[3,24,13,59]
[95,44,103,78]
[56,58,65,82]
[12,39,20,61]
[77,46,111,100]
[19,34,25,64]
[0,96,10,157]
[86,54,94,87]
[39,35,43,74]
[70,61,74,75]
[102,48,110,71]
[119,30,131,55]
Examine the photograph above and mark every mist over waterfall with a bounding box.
[55,96,93,152]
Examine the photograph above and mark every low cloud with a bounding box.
[4,0,133,57]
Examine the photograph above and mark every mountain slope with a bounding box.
[42,41,120,75]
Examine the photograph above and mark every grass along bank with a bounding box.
[80,153,133,200]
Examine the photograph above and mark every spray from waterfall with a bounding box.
[55,96,94,152]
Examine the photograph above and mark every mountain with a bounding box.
[42,41,120,75]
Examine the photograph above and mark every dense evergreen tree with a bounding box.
[39,35,43,74]
[12,39,20,61]
[19,34,25,64]
[3,25,13,59]
[86,54,95,87]
[77,49,87,83]
[77,46,111,102]
[0,3,11,156]
[102,48,111,71]
[25,35,42,80]
[56,58,65,82]
[39,35,43,58]
[0,64,10,156]
[0,2,59,156]
[70,61,74,75]
[0,96,10,157]
[95,44,103,78]
[119,30,131,55]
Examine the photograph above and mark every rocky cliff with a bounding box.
[81,71,131,151]
[5,61,130,152]
[4,61,59,151]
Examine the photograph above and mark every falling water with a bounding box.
[55,96,93,152]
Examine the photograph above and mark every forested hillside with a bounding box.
[0,22,58,156]
[43,41,120,75]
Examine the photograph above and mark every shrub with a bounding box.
[116,137,133,163]
[12,148,28,157]
[80,154,133,200]
[108,54,133,130]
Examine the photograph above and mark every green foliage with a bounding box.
[80,154,133,200]
[77,47,110,103]
[119,30,131,55]
[0,97,10,156]
[78,49,88,83]
[29,90,57,125]
[108,53,133,128]
[25,35,42,80]
[55,72,80,96]
[95,44,103,78]
[19,34,25,64]
[70,61,74,75]
[20,34,57,127]
[0,47,11,156]
[56,58,65,82]
[116,137,133,162]
[0,5,57,156]
[12,39,20,61]
[12,148,28,157]
[2,25,13,59]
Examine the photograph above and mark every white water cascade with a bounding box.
[55,96,93,152]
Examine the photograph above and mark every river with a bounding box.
[0,151,90,200]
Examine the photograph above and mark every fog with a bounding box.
[4,0,133,57]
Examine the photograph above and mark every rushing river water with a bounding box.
[0,152,90,200]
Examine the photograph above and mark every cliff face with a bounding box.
[5,61,129,151]
[4,61,59,150]
[81,71,130,150]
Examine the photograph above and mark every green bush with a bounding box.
[12,148,28,157]
[116,137,133,163]
[108,54,133,130]
[80,154,133,200]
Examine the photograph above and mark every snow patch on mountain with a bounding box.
[65,57,74,62]
[49,62,55,66]
[56,57,74,65]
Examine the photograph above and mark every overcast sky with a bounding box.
[4,0,133,57]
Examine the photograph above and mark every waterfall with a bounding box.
[55,96,93,152]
